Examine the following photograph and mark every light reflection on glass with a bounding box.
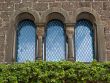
[46,20,65,61]
[75,19,94,62]
[16,20,36,62]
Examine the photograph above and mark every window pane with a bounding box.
[75,19,94,62]
[46,20,65,61]
[16,20,36,62]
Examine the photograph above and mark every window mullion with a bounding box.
[37,24,45,60]
[66,23,74,61]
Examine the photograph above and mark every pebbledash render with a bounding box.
[0,0,109,63]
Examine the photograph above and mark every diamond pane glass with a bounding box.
[46,20,65,61]
[75,19,94,62]
[16,20,36,62]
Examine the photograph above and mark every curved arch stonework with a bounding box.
[5,8,40,63]
[45,12,65,24]
[41,7,70,23]
[73,7,105,61]
[12,8,40,25]
[74,7,101,24]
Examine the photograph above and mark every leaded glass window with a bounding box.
[16,20,36,62]
[46,20,66,61]
[75,19,94,62]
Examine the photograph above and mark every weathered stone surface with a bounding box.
[0,0,109,62]
[33,3,48,11]
[0,34,5,41]
[79,2,91,7]
[15,2,32,10]
[38,0,54,2]
[0,52,4,62]
[49,2,61,8]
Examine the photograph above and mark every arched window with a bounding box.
[46,20,66,61]
[75,19,94,62]
[16,20,36,62]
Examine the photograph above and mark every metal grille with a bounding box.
[16,20,36,62]
[75,19,94,62]
[46,20,65,61]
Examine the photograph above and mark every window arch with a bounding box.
[75,19,95,62]
[16,19,36,62]
[45,20,66,61]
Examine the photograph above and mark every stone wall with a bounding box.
[0,0,110,63]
